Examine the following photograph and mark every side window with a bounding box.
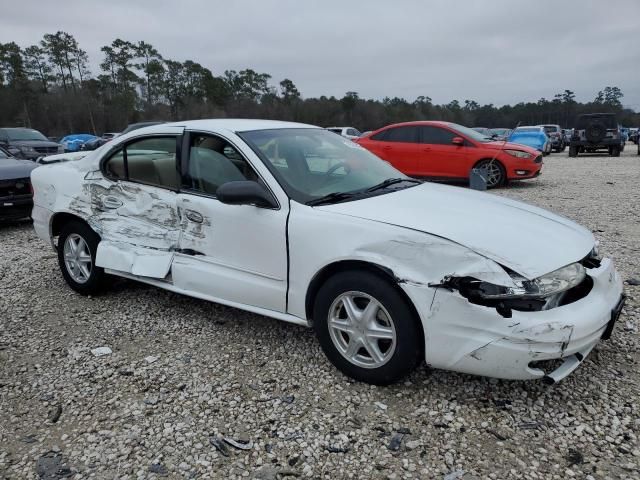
[384,126,419,143]
[185,134,258,195]
[103,136,179,189]
[370,130,388,141]
[420,126,456,145]
[347,128,360,137]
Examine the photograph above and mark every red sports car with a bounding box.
[356,121,542,188]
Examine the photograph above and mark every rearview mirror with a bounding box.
[452,136,464,146]
[216,181,278,209]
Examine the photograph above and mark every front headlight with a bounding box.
[441,262,588,316]
[465,263,586,300]
[505,149,532,159]
[21,146,36,154]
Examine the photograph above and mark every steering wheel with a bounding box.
[325,161,351,176]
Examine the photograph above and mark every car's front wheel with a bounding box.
[569,145,579,157]
[474,159,506,189]
[57,221,105,295]
[313,271,422,385]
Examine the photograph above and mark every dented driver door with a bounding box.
[90,130,184,278]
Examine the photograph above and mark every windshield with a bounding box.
[5,128,48,142]
[240,128,413,204]
[448,123,493,142]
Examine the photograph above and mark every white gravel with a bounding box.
[1,147,639,479]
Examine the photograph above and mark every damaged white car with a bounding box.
[31,120,625,385]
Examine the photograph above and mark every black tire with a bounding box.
[57,220,105,295]
[474,159,506,189]
[313,270,422,385]
[585,121,606,143]
[609,146,620,157]
[568,146,579,157]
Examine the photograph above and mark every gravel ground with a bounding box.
[1,147,639,480]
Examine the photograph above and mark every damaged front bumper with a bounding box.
[403,258,624,381]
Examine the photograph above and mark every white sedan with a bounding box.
[31,119,625,385]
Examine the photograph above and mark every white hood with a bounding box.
[318,183,595,279]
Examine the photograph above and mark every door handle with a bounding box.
[185,209,203,224]
[383,146,392,150]
[102,196,123,209]
[422,147,431,152]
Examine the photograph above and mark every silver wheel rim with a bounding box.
[328,291,397,369]
[482,162,502,187]
[63,233,92,284]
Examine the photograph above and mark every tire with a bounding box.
[57,220,105,295]
[569,145,579,157]
[609,146,620,157]
[474,159,506,189]
[585,121,606,143]
[313,270,422,385]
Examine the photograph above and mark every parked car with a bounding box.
[508,126,552,156]
[120,121,165,136]
[562,129,573,146]
[30,119,624,385]
[81,137,110,151]
[472,127,493,137]
[619,126,628,152]
[60,134,99,152]
[569,113,621,157]
[356,121,542,188]
[489,128,512,141]
[0,146,39,221]
[629,128,639,145]
[326,127,362,140]
[538,124,565,152]
[102,132,120,140]
[0,128,62,160]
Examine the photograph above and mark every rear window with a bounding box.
[576,115,617,129]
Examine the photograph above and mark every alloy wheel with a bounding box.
[63,233,92,284]
[482,161,503,187]
[327,291,397,369]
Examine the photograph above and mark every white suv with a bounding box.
[326,127,362,140]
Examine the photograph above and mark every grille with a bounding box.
[0,177,31,198]
[534,155,543,164]
[33,146,58,154]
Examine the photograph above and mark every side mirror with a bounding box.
[452,136,465,146]
[216,181,278,209]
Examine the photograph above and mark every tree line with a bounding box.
[0,31,637,137]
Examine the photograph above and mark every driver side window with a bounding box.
[184,133,259,196]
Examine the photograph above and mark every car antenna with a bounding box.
[472,122,520,190]
[489,121,521,165]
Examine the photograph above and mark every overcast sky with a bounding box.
[2,0,639,109]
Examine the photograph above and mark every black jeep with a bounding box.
[569,113,621,157]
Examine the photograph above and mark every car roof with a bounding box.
[163,118,319,133]
[377,121,456,129]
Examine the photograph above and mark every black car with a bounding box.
[0,146,39,221]
[0,128,62,160]
[569,113,621,157]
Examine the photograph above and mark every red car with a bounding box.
[356,121,542,188]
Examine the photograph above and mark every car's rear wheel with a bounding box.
[313,271,422,385]
[57,221,105,295]
[474,159,505,188]
[569,146,579,157]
